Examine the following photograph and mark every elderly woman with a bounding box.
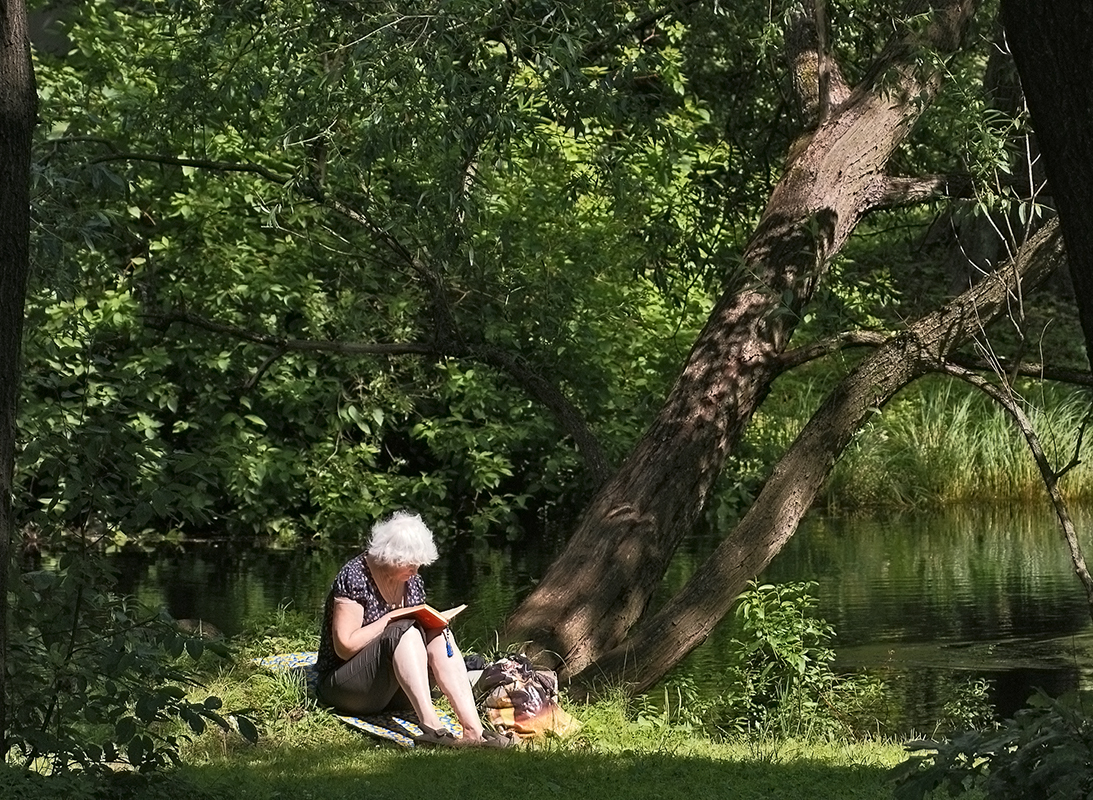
[315,511,509,747]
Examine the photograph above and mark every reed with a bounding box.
[821,377,1093,511]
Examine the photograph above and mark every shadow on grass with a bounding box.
[182,738,900,800]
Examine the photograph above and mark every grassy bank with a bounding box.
[748,374,1093,513]
[139,619,910,800]
[172,730,910,800]
[0,604,951,800]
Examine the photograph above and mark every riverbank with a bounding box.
[154,629,911,800]
[0,607,935,800]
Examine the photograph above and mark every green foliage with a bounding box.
[0,765,226,800]
[941,678,996,733]
[632,676,720,743]
[21,0,1023,547]
[716,581,892,739]
[893,691,1093,800]
[7,548,255,773]
[25,0,749,543]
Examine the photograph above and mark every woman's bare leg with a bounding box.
[425,629,485,740]
[391,625,446,732]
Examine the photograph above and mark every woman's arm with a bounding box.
[330,597,393,660]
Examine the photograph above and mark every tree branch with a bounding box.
[785,1,850,129]
[869,173,976,208]
[938,361,1093,619]
[947,352,1093,388]
[88,151,293,184]
[148,310,611,483]
[777,330,888,371]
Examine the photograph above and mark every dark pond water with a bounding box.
[103,506,1093,731]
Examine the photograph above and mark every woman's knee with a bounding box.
[388,619,425,656]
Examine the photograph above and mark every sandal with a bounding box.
[474,729,517,749]
[413,725,464,748]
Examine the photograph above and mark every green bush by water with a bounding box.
[894,690,1093,800]
[6,548,255,775]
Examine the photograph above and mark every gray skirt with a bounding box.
[316,618,419,716]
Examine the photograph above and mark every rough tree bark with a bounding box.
[0,0,36,754]
[572,219,1064,695]
[1002,0,1093,372]
[502,0,979,680]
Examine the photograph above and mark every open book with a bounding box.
[388,603,467,630]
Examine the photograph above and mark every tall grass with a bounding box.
[823,378,1093,511]
[746,372,1093,513]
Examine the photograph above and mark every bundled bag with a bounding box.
[476,654,581,740]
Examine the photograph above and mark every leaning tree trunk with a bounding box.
[572,219,1064,695]
[502,0,978,678]
[0,0,36,755]
[1002,0,1093,373]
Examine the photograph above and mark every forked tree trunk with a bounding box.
[573,219,1064,695]
[0,0,36,754]
[503,0,979,679]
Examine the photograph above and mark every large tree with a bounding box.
[503,0,983,683]
[0,0,36,753]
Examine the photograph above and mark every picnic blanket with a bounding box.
[253,651,462,748]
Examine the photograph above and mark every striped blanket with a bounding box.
[253,651,462,748]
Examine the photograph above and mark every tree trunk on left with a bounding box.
[0,0,36,756]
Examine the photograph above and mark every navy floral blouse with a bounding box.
[315,554,426,676]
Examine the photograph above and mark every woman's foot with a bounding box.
[464,728,517,748]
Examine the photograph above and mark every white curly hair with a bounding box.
[366,511,439,567]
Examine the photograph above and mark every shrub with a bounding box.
[717,581,892,738]
[893,690,1093,800]
[7,547,256,773]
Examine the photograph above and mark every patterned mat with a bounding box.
[253,651,462,748]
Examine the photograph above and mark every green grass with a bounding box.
[173,735,910,800]
[154,633,914,800]
[172,681,911,800]
[0,608,928,800]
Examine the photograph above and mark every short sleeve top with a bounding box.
[315,553,426,676]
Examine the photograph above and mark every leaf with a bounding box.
[185,638,205,660]
[115,715,137,743]
[127,735,146,768]
[236,714,259,744]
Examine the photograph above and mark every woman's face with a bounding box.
[391,563,419,582]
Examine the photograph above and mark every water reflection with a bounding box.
[766,506,1093,724]
[100,506,1093,729]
